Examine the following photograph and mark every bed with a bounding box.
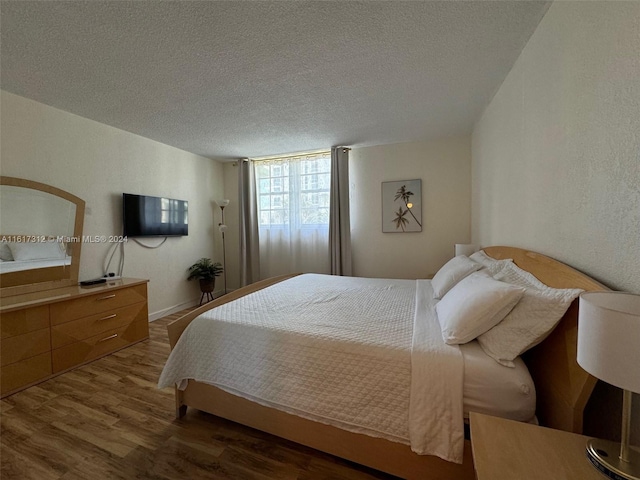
[161,246,606,479]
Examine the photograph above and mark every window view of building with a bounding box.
[256,152,331,228]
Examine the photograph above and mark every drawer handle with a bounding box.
[99,314,117,321]
[98,333,118,343]
[97,294,116,301]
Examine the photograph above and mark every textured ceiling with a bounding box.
[1,1,550,160]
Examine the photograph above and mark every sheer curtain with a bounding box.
[255,152,331,278]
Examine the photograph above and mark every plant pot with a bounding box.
[199,278,215,293]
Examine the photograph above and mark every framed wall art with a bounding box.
[382,179,422,233]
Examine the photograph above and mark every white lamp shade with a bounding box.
[454,244,478,257]
[217,199,230,207]
[577,292,640,394]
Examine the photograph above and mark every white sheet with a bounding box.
[460,340,536,422]
[409,279,464,461]
[0,256,71,274]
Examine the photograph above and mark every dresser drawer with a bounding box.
[52,318,149,373]
[1,352,52,395]
[50,284,147,325]
[1,305,49,339]
[1,328,51,366]
[52,301,147,349]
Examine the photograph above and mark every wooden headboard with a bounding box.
[484,246,608,434]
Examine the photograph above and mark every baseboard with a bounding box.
[148,287,225,321]
[149,299,197,322]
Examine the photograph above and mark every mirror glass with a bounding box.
[0,177,85,296]
[1,185,77,239]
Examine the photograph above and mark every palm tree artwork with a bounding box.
[394,185,422,229]
[392,206,409,231]
[382,179,422,233]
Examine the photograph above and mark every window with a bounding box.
[255,152,331,228]
[252,150,333,278]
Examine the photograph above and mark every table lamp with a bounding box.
[454,244,478,257]
[577,291,640,480]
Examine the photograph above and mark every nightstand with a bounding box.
[470,412,604,480]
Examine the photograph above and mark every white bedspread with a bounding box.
[158,274,464,463]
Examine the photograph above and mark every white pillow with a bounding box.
[431,255,482,299]
[436,272,525,345]
[477,262,583,367]
[0,241,14,261]
[469,250,513,276]
[8,241,66,261]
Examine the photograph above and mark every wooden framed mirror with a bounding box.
[0,176,85,297]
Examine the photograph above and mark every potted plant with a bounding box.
[187,258,224,294]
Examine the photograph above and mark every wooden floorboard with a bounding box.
[1,308,398,479]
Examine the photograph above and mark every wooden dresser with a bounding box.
[0,278,148,397]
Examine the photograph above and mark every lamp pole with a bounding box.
[218,203,228,295]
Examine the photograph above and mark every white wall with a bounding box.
[350,137,471,279]
[472,2,640,294]
[471,2,640,442]
[0,91,225,318]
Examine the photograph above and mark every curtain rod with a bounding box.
[250,149,330,162]
[248,146,350,162]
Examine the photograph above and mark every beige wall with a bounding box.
[471,2,640,442]
[0,91,225,318]
[350,137,471,279]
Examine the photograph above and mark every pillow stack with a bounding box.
[436,271,525,344]
[469,250,513,276]
[431,250,582,367]
[431,255,482,299]
[477,262,582,367]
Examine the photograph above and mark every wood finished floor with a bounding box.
[0,309,398,480]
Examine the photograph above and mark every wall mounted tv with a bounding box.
[122,193,188,237]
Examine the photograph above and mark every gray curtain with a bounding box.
[239,158,260,286]
[329,146,352,276]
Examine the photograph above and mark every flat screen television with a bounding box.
[122,193,188,237]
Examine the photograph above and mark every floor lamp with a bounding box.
[217,199,229,295]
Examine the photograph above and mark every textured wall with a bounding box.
[350,137,471,279]
[471,2,640,442]
[0,91,225,318]
[472,2,640,294]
